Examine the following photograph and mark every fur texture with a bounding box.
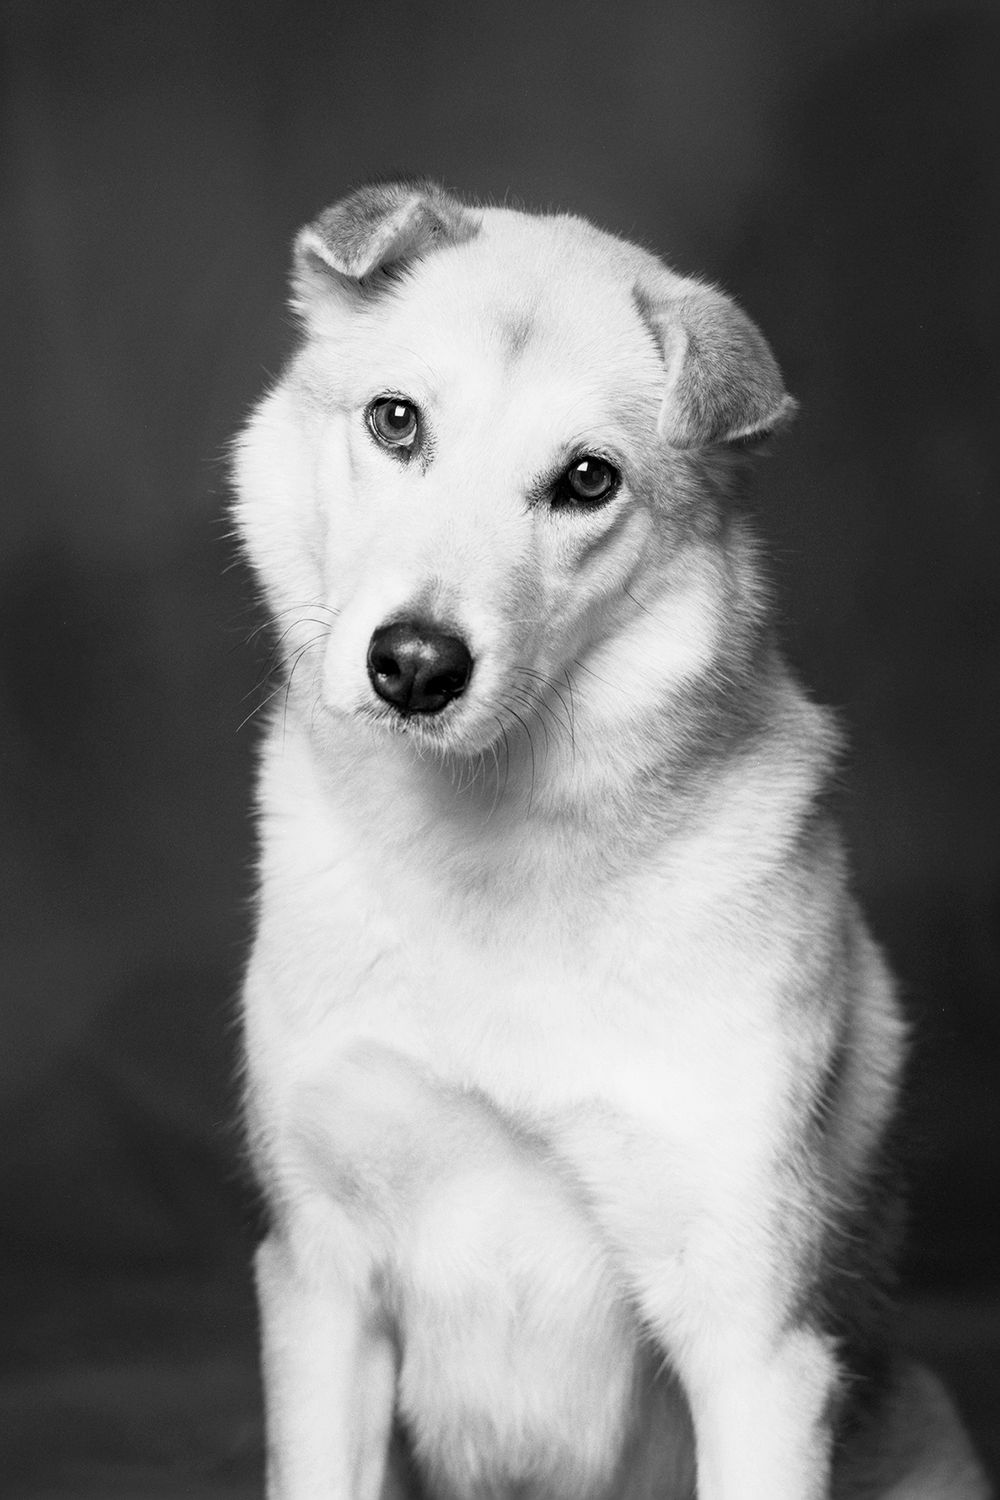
[232,183,989,1500]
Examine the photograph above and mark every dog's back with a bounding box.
[233,183,989,1500]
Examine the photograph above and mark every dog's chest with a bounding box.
[252,822,787,1236]
[250,749,794,1154]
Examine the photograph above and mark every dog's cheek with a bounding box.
[248,419,393,717]
[233,385,329,631]
[318,427,421,592]
[541,506,656,657]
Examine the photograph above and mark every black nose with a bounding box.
[366,621,474,715]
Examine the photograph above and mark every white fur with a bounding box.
[233,189,988,1500]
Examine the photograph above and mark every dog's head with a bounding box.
[233,181,794,772]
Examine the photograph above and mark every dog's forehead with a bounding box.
[378,209,662,391]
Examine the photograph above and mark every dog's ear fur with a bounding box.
[292,180,480,320]
[635,274,797,450]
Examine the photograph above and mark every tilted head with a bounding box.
[233,181,795,787]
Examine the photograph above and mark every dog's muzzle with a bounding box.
[367,620,474,715]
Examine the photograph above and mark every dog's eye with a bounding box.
[555,455,619,508]
[368,397,419,450]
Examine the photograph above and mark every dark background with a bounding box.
[1,0,997,1494]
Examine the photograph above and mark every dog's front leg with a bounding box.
[678,1318,839,1500]
[256,1219,397,1500]
[632,1184,840,1500]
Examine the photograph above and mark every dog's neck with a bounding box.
[278,640,837,920]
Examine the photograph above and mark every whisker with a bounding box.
[247,603,339,652]
[498,719,511,809]
[503,704,536,815]
[268,600,341,622]
[394,343,444,388]
[236,633,326,734]
[484,733,504,821]
[470,748,488,799]
[572,656,619,693]
[562,668,578,761]
[236,676,287,733]
[513,668,573,743]
[523,682,572,763]
[262,616,336,660]
[623,582,657,620]
[239,667,278,710]
[281,634,329,746]
[509,687,551,761]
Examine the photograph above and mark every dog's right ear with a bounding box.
[291,180,480,324]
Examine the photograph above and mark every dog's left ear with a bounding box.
[635,273,797,450]
[292,179,480,322]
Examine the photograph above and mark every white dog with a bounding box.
[232,181,988,1500]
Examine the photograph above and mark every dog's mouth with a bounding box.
[359,652,516,763]
[351,614,571,765]
[358,691,487,764]
[359,655,579,781]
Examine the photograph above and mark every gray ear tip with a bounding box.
[293,223,348,276]
[290,179,478,293]
[772,392,799,428]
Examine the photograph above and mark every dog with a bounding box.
[232,180,989,1500]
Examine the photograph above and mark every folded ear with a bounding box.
[292,179,480,320]
[635,272,797,449]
